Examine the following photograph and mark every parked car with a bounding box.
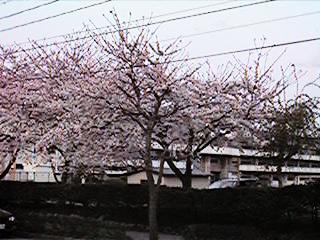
[209,177,259,189]
[0,208,15,234]
[209,178,239,189]
[238,177,261,187]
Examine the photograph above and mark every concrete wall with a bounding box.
[162,176,182,188]
[163,177,210,189]
[127,171,161,185]
[192,177,210,189]
[11,171,60,182]
[127,171,210,189]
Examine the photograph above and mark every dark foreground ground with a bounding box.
[2,204,320,240]
[2,182,320,239]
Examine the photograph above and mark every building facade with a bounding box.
[3,144,320,187]
[127,168,211,189]
[200,146,320,186]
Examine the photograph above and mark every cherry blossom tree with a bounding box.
[0,46,39,180]
[153,53,287,190]
[22,37,119,183]
[0,35,116,181]
[89,14,199,239]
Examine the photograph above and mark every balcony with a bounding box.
[239,165,320,174]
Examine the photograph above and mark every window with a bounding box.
[150,151,159,161]
[240,159,254,165]
[288,175,295,181]
[140,179,148,185]
[310,162,320,168]
[232,159,239,164]
[211,158,220,164]
[287,161,297,167]
[16,163,24,170]
[210,173,220,182]
[257,159,270,165]
[300,162,311,168]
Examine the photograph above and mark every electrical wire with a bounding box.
[0,0,112,33]
[144,0,236,20]
[7,0,276,54]
[0,0,13,5]
[169,37,320,64]
[21,36,320,81]
[9,0,236,47]
[0,0,60,21]
[160,10,320,43]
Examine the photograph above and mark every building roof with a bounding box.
[201,146,320,161]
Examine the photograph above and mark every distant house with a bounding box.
[5,161,60,183]
[3,146,61,183]
[127,167,211,189]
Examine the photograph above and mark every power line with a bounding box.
[0,0,60,21]
[8,0,276,55]
[8,5,319,52]
[9,0,236,47]
[21,36,320,81]
[161,10,320,43]
[169,37,320,63]
[0,0,112,33]
[147,0,236,20]
[0,0,13,5]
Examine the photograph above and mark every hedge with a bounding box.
[1,181,319,226]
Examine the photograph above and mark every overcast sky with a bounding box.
[1,0,319,97]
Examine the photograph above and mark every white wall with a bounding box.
[127,171,210,189]
[13,171,60,182]
[163,176,210,189]
[127,171,161,185]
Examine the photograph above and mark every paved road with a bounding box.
[1,233,82,239]
[3,231,184,239]
[126,231,184,240]
[4,238,83,240]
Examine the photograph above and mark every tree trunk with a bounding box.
[145,127,159,240]
[182,128,194,191]
[61,159,72,183]
[277,165,284,188]
[183,158,192,191]
[148,185,159,240]
[50,160,61,183]
[0,150,18,180]
[46,145,64,184]
[0,159,14,180]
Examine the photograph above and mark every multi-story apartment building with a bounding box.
[200,146,320,186]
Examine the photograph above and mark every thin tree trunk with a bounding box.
[166,157,184,181]
[50,159,61,183]
[182,128,194,191]
[0,159,15,180]
[47,145,63,183]
[276,165,284,188]
[0,149,18,180]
